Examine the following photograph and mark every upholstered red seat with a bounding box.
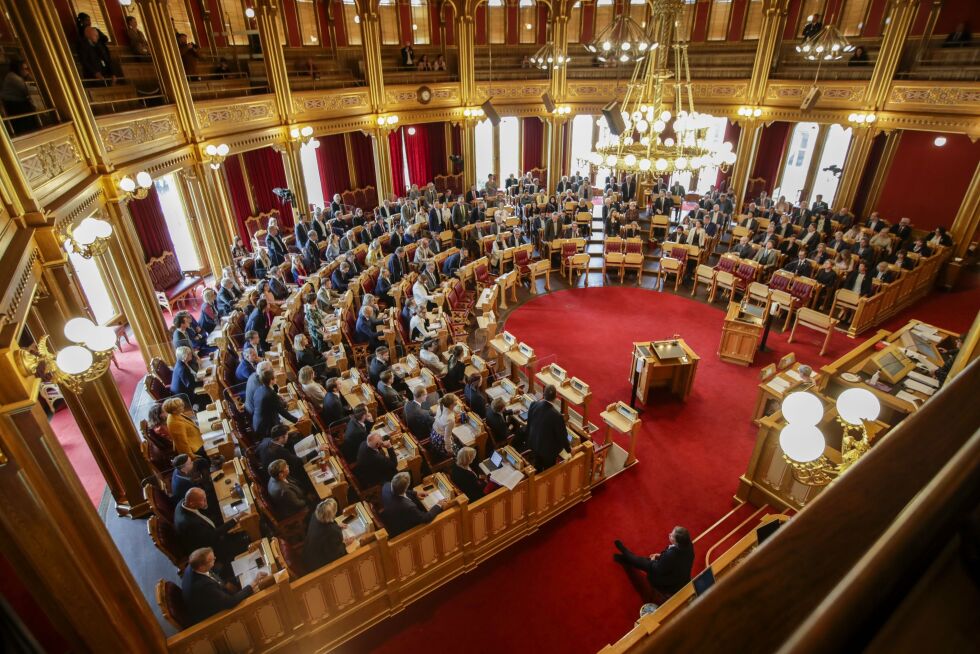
[769,274,791,292]
[145,374,170,401]
[150,357,173,386]
[716,257,735,273]
[144,482,176,524]
[670,246,689,265]
[156,580,190,631]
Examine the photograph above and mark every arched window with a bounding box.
[295,0,322,46]
[777,122,819,203]
[693,115,731,194]
[519,0,536,45]
[487,0,506,44]
[343,0,362,45]
[500,117,520,180]
[811,125,853,207]
[300,142,325,211]
[378,0,400,45]
[840,0,872,36]
[411,0,431,45]
[569,114,596,178]
[155,174,202,272]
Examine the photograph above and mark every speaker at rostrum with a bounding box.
[541,92,556,114]
[601,101,626,136]
[481,100,501,126]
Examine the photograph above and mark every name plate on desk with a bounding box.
[549,363,568,383]
[517,343,534,359]
[569,377,589,395]
[614,402,638,423]
[501,331,516,347]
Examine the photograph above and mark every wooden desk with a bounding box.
[505,343,537,390]
[752,362,821,423]
[488,333,517,371]
[598,402,641,477]
[337,373,379,416]
[374,414,424,483]
[413,472,458,511]
[475,284,498,315]
[200,418,236,463]
[232,538,281,588]
[535,366,594,431]
[529,259,552,294]
[302,435,349,508]
[335,502,378,553]
[719,302,764,366]
[452,411,488,459]
[495,269,518,308]
[631,340,699,403]
[211,458,261,542]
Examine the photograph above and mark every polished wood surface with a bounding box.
[632,339,700,403]
[718,302,764,366]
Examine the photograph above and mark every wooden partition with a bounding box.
[846,250,947,336]
[165,447,593,652]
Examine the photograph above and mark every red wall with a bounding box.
[875,131,980,231]
[933,0,978,33]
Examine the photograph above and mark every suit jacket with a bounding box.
[734,243,755,259]
[303,519,346,573]
[783,259,812,277]
[754,248,777,267]
[526,400,570,470]
[404,400,434,442]
[174,501,235,556]
[265,233,287,266]
[252,384,295,437]
[172,328,197,351]
[303,240,320,272]
[388,254,410,282]
[217,288,237,315]
[199,303,219,334]
[295,347,324,373]
[245,308,270,343]
[377,382,404,410]
[244,371,263,414]
[442,252,462,276]
[235,358,256,385]
[321,392,349,427]
[648,543,695,594]
[341,417,370,462]
[450,464,485,502]
[331,268,350,291]
[355,315,381,347]
[355,441,398,488]
[294,222,310,249]
[181,569,253,625]
[843,270,874,297]
[485,408,510,447]
[268,475,307,518]
[380,483,442,537]
[256,437,309,481]
[171,359,198,400]
[464,383,488,418]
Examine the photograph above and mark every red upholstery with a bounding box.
[145,375,170,401]
[716,257,736,273]
[158,580,190,630]
[354,189,367,209]
[514,249,531,274]
[769,274,791,291]
[151,358,173,386]
[145,483,176,524]
[148,251,203,302]
[789,279,813,305]
[669,246,689,265]
[341,191,356,209]
[625,241,643,254]
[149,515,186,569]
[561,242,577,266]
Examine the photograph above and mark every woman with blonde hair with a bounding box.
[163,397,204,457]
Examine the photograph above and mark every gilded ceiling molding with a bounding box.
[886,84,980,116]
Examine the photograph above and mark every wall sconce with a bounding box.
[20,318,116,394]
[59,215,113,259]
[289,125,319,148]
[737,106,763,118]
[119,171,153,201]
[375,114,400,131]
[552,105,572,121]
[204,143,230,170]
[461,107,485,124]
[245,7,255,19]
[778,388,881,486]
[848,112,876,127]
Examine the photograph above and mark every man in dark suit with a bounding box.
[441,249,463,277]
[613,526,695,596]
[873,261,896,283]
[331,262,352,292]
[294,216,311,250]
[265,226,288,266]
[451,198,468,231]
[174,488,248,563]
[910,238,931,258]
[526,385,570,471]
[256,425,320,483]
[464,373,488,418]
[733,236,755,260]
[320,378,349,427]
[251,368,297,438]
[303,237,320,272]
[889,249,915,270]
[245,298,271,345]
[244,360,271,414]
[217,279,238,315]
[380,472,446,537]
[376,370,404,411]
[844,261,874,297]
[783,248,812,277]
[404,387,435,441]
[303,499,349,573]
[388,247,411,282]
[266,459,308,518]
[356,432,398,488]
[181,547,272,625]
[889,217,913,245]
[622,175,637,202]
[235,347,259,385]
[341,406,373,462]
[170,455,220,518]
[355,306,383,350]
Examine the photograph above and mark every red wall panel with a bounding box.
[933,0,978,33]
[691,0,711,42]
[862,0,890,38]
[281,0,302,47]
[332,0,348,47]
[875,131,980,231]
[728,0,748,41]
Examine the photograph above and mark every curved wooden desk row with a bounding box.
[599,514,792,653]
[166,448,593,654]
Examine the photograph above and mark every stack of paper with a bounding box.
[490,464,525,490]
[232,553,270,588]
[294,435,317,458]
[896,390,921,405]
[421,489,446,510]
[453,424,476,445]
[766,377,791,393]
[904,379,935,396]
[907,371,939,388]
[312,468,335,485]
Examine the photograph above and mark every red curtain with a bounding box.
[128,186,175,262]
[749,121,791,197]
[350,131,377,190]
[388,129,407,198]
[716,120,741,191]
[223,155,252,244]
[242,147,295,227]
[522,117,544,173]
[403,125,432,187]
[316,134,352,202]
[427,123,448,177]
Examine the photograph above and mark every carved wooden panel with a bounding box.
[299,585,329,623]
[886,83,980,116]
[292,90,371,118]
[196,97,278,134]
[222,622,251,651]
[254,604,286,642]
[357,556,382,593]
[330,568,357,609]
[96,109,180,153]
[15,125,84,196]
[765,81,866,107]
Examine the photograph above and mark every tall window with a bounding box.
[629,0,648,29]
[411,0,431,45]
[519,0,536,44]
[707,0,732,41]
[475,119,494,187]
[840,0,872,36]
[379,0,400,45]
[487,0,506,44]
[499,117,520,180]
[343,0,362,45]
[568,1,583,43]
[167,0,197,42]
[300,142,325,210]
[676,0,697,41]
[71,1,112,40]
[595,117,614,184]
[155,174,202,271]
[595,0,614,36]
[694,115,731,194]
[295,0,321,45]
[68,241,116,326]
[570,114,596,179]
[218,0,248,46]
[777,122,819,204]
[743,0,763,40]
[797,0,826,37]
[811,125,853,206]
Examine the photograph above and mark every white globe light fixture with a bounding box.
[779,423,826,463]
[782,391,824,426]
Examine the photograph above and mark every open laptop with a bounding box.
[692,567,715,597]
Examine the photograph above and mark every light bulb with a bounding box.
[779,423,825,463]
[753,108,762,117]
[216,144,230,156]
[660,110,672,122]
[836,388,880,425]
[782,392,823,426]
[653,120,665,132]
[73,219,97,246]
[119,177,136,193]
[638,158,651,171]
[354,15,360,23]
[675,157,687,170]
[290,128,300,138]
[85,326,117,352]
[301,126,313,137]
[866,114,876,123]
[623,154,637,166]
[56,345,93,375]
[89,218,112,239]
[136,171,152,188]
[602,41,611,51]
[655,158,668,171]
[664,137,674,147]
[605,155,618,167]
[621,42,631,51]
[636,119,649,133]
[245,7,255,18]
[205,144,218,156]
[934,136,947,147]
[407,127,417,135]
[64,317,97,343]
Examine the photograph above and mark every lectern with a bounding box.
[631,339,699,403]
[719,302,765,366]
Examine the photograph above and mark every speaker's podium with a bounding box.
[596,401,641,482]
[719,302,765,366]
[631,339,700,403]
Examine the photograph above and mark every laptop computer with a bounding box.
[692,567,715,596]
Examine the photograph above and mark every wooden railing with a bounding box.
[601,358,980,653]
[166,447,593,653]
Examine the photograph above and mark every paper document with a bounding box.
[202,428,225,443]
[766,378,791,393]
[312,468,335,485]
[490,464,525,490]
[453,424,476,445]
[903,379,935,396]
[784,369,803,382]
[294,435,317,458]
[907,371,939,388]
[289,408,304,420]
[896,390,921,405]
[421,489,446,510]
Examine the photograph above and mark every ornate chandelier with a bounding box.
[586,0,734,180]
[528,42,569,70]
[796,23,853,61]
[585,11,654,65]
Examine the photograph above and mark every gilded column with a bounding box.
[865,0,920,110]
[461,123,477,190]
[280,141,311,218]
[360,9,387,112]
[101,186,174,367]
[550,14,569,101]
[371,128,395,201]
[747,0,790,104]
[255,0,296,123]
[728,120,762,208]
[456,13,477,105]
[833,127,878,211]
[212,165,246,243]
[546,118,566,194]
[949,160,980,260]
[178,167,233,274]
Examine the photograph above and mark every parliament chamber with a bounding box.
[0,0,978,652]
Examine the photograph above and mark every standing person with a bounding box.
[526,385,570,471]
[613,526,695,597]
[125,15,150,57]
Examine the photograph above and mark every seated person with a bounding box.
[235,347,259,385]
[377,369,404,411]
[256,425,322,482]
[367,345,391,386]
[181,546,272,626]
[170,454,220,522]
[266,459,309,519]
[341,406,373,462]
[302,499,352,574]
[449,446,487,503]
[381,471,448,537]
[485,397,521,450]
[356,432,398,488]
[174,488,248,564]
[171,346,211,410]
[251,368,297,438]
[298,365,326,404]
[321,377,350,427]
[404,386,435,441]
[419,339,447,375]
[463,373,488,418]
[355,305,383,350]
[613,526,695,597]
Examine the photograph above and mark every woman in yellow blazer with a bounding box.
[163,397,204,456]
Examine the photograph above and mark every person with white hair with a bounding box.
[450,447,486,502]
[303,499,352,572]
